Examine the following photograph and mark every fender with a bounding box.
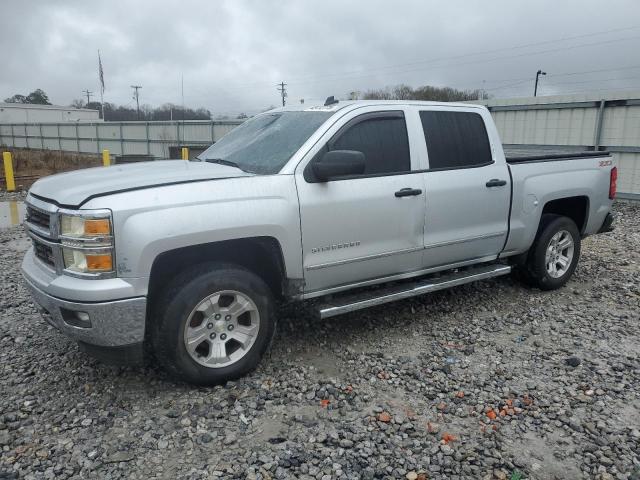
[83,175,303,290]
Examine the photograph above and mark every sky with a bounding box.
[1,0,639,116]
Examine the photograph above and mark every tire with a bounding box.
[517,214,581,291]
[151,262,276,385]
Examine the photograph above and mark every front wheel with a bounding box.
[151,263,276,385]
[518,215,581,290]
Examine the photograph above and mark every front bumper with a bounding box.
[23,276,147,347]
[22,247,147,348]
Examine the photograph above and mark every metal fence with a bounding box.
[2,94,640,196]
[0,120,243,159]
[474,92,640,198]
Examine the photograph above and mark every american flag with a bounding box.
[98,50,105,94]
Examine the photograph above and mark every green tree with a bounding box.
[4,89,52,104]
[4,94,26,103]
[25,89,51,104]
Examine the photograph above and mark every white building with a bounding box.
[0,103,100,123]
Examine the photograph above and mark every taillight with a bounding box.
[609,166,617,199]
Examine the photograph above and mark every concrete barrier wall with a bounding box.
[474,91,640,198]
[0,120,243,160]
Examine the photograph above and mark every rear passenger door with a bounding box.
[296,108,427,295]
[417,108,511,267]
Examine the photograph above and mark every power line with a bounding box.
[204,33,640,98]
[82,89,93,106]
[297,27,640,86]
[306,35,640,88]
[276,82,287,107]
[160,27,640,104]
[222,25,640,90]
[130,85,142,120]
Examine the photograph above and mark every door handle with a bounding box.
[486,179,507,188]
[395,188,423,197]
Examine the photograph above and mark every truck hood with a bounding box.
[29,160,252,207]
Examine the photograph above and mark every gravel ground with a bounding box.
[1,197,638,480]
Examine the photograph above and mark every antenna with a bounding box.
[324,96,339,106]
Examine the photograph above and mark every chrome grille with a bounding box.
[33,239,55,267]
[26,206,51,231]
[25,198,60,272]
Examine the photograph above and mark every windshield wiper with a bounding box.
[204,158,254,174]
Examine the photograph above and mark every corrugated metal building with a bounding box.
[0,103,100,123]
[473,91,640,198]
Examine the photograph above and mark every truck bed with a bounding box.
[502,148,614,256]
[505,148,610,164]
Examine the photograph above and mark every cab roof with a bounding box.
[269,99,485,114]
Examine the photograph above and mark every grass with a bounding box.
[0,146,101,178]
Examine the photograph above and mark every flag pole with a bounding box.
[98,50,105,120]
[100,90,105,120]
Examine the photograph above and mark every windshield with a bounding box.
[197,111,333,174]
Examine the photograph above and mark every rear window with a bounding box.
[419,111,492,170]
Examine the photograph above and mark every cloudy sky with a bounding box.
[2,0,639,116]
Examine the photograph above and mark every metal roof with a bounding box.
[0,102,98,113]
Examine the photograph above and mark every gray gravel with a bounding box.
[1,198,639,480]
[0,191,27,202]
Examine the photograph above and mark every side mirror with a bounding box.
[312,150,365,182]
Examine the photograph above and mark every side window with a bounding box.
[419,111,492,170]
[328,113,411,176]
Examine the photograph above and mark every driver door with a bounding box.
[295,108,427,295]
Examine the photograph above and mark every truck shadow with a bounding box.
[52,274,520,388]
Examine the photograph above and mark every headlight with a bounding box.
[59,210,115,276]
[60,215,112,240]
[62,249,113,273]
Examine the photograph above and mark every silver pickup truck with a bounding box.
[22,99,617,385]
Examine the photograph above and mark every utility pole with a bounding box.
[534,70,546,97]
[131,85,142,119]
[82,89,93,106]
[276,81,287,107]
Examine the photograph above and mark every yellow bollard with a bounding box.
[102,149,111,167]
[9,201,19,226]
[181,147,189,160]
[2,152,16,192]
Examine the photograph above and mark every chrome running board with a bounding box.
[317,264,512,319]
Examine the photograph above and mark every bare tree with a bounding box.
[392,84,413,100]
[362,87,393,100]
[361,84,489,102]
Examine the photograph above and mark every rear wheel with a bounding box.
[151,263,276,385]
[516,215,581,290]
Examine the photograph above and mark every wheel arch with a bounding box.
[540,195,590,235]
[146,236,288,321]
